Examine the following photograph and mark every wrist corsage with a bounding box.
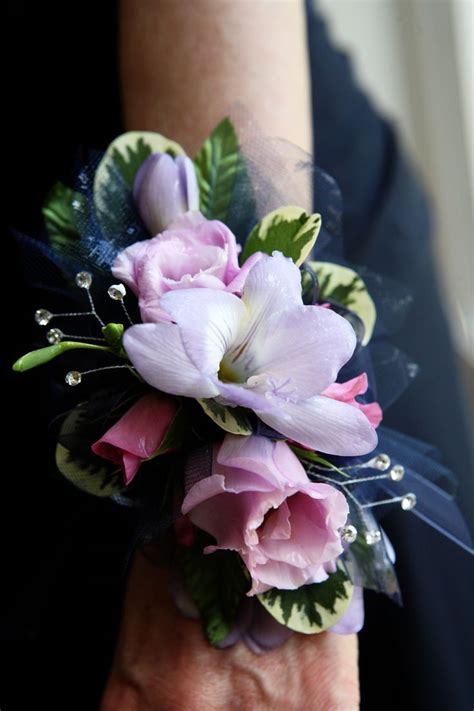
[14,118,473,653]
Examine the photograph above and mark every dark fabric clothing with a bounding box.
[1,1,472,709]
[306,5,474,709]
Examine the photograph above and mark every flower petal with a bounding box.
[225,252,263,294]
[159,288,245,373]
[322,373,368,401]
[247,304,356,398]
[260,501,292,541]
[176,155,199,211]
[189,490,285,552]
[239,251,303,328]
[123,323,219,398]
[246,558,329,594]
[360,401,383,428]
[323,373,383,428]
[111,240,149,294]
[257,394,378,456]
[137,153,187,233]
[217,435,309,489]
[91,393,179,484]
[181,473,228,513]
[259,490,345,569]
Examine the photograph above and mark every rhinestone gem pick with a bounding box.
[401,493,417,511]
[47,328,63,344]
[340,524,358,544]
[65,371,82,386]
[365,529,382,545]
[108,283,126,301]
[373,453,391,471]
[389,464,405,481]
[75,271,92,289]
[35,309,53,326]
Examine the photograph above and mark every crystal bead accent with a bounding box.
[108,283,126,301]
[373,453,391,471]
[365,529,382,545]
[340,524,358,544]
[35,309,53,326]
[401,493,417,511]
[65,371,82,386]
[47,328,63,344]
[75,271,92,289]
[407,362,419,379]
[389,464,405,482]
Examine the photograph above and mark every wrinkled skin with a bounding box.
[101,551,360,711]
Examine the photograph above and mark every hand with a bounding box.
[101,551,360,711]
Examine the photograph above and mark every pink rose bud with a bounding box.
[133,152,199,235]
[91,393,179,485]
[182,435,349,595]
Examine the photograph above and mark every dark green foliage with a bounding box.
[42,181,85,251]
[179,531,250,645]
[194,118,243,222]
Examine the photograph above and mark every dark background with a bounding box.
[2,2,474,709]
[2,2,126,708]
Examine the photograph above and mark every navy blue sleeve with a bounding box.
[306,5,474,709]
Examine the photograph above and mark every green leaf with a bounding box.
[194,117,243,222]
[179,531,250,645]
[197,398,253,435]
[241,206,321,266]
[55,406,126,497]
[12,342,112,372]
[257,567,353,634]
[42,181,85,251]
[308,261,376,345]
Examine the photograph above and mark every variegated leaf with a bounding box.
[242,206,321,266]
[198,399,253,436]
[309,261,376,345]
[257,566,353,634]
[95,130,186,194]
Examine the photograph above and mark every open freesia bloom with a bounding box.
[182,435,349,594]
[123,252,378,455]
[91,393,179,484]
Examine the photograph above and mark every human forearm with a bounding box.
[119,0,312,154]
